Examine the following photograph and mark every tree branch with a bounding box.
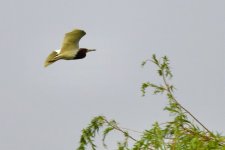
[161,71,212,134]
[103,118,138,142]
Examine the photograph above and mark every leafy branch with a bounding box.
[77,54,225,150]
[142,54,211,134]
[77,116,138,150]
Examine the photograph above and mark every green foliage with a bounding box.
[77,116,105,150]
[77,54,225,150]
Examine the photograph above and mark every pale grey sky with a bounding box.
[0,0,225,149]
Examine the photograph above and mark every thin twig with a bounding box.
[103,118,154,150]
[161,71,212,134]
[103,118,137,142]
[120,127,142,134]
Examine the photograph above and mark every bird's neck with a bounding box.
[73,48,87,59]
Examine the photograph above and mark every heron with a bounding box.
[44,29,96,67]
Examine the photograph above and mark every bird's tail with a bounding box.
[44,51,60,67]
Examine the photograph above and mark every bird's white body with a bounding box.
[53,49,77,60]
[54,49,61,54]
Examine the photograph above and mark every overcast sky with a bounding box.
[0,0,225,149]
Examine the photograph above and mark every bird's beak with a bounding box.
[87,49,96,52]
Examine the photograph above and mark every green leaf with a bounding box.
[102,126,114,148]
[158,69,163,76]
[141,61,146,67]
[152,54,159,65]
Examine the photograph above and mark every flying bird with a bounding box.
[44,29,96,67]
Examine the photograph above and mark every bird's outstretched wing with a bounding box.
[44,51,58,67]
[60,29,86,54]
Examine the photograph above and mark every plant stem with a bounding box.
[103,118,137,142]
[103,118,154,150]
[161,72,212,134]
